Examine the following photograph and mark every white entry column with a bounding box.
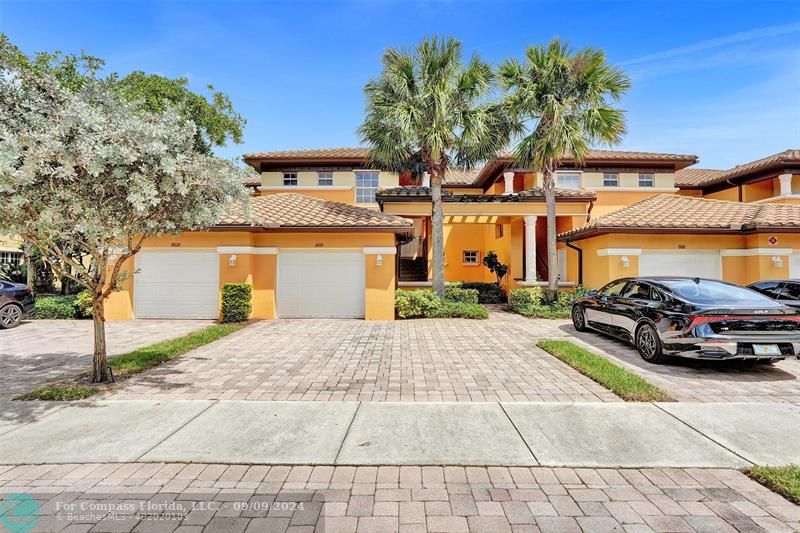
[524,215,537,282]
[779,174,793,196]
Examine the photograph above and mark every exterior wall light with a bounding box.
[228,254,237,267]
[621,256,630,268]
[772,256,783,268]
[375,254,383,267]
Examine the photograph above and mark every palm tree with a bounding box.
[499,38,630,300]
[359,37,511,297]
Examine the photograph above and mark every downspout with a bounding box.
[565,240,583,286]
[726,179,742,202]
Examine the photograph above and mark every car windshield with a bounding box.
[662,279,777,306]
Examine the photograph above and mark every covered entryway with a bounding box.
[277,250,365,318]
[639,251,721,279]
[134,250,219,319]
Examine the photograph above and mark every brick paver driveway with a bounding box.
[103,313,618,402]
[535,320,800,403]
[0,319,211,399]
[1,463,797,532]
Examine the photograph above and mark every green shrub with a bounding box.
[454,282,506,303]
[428,301,489,319]
[395,289,442,318]
[509,287,544,308]
[221,283,252,323]
[32,295,78,319]
[513,304,572,319]
[444,286,479,304]
[74,290,93,318]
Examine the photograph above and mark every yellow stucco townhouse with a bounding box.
[104,147,800,322]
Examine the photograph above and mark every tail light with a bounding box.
[684,313,800,332]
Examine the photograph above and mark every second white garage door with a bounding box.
[134,250,219,319]
[277,250,365,318]
[639,251,721,279]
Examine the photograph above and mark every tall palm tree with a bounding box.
[359,37,511,297]
[499,39,630,300]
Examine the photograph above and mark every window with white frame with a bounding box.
[0,251,22,266]
[556,172,581,189]
[317,171,333,186]
[283,172,298,186]
[639,173,655,187]
[603,173,619,187]
[355,171,380,203]
[462,250,480,265]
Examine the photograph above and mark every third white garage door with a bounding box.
[277,250,365,318]
[639,251,722,279]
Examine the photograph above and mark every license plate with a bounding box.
[753,344,781,356]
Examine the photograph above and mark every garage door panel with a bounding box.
[134,251,219,319]
[791,254,800,278]
[278,251,365,318]
[639,252,721,279]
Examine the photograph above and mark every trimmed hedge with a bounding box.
[510,286,588,319]
[509,287,544,308]
[395,289,487,319]
[447,281,506,303]
[75,290,93,318]
[221,283,252,323]
[444,286,479,304]
[32,295,80,319]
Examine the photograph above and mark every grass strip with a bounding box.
[17,323,244,401]
[744,465,800,505]
[537,339,674,402]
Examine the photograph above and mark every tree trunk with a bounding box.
[23,242,35,290]
[430,170,445,298]
[543,169,559,303]
[92,295,110,383]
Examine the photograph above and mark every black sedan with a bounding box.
[571,277,800,364]
[0,280,35,329]
[748,280,800,309]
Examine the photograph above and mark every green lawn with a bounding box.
[17,323,244,401]
[744,465,800,505]
[537,340,673,402]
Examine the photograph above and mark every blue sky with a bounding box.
[2,0,798,169]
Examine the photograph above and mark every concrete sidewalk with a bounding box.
[1,400,798,467]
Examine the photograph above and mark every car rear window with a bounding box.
[662,279,777,306]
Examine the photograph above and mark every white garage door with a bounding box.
[791,254,800,278]
[278,250,365,318]
[134,250,219,319]
[639,251,721,279]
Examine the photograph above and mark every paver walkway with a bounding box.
[1,463,797,532]
[101,316,618,402]
[0,320,211,400]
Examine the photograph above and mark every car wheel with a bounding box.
[636,323,667,364]
[0,303,23,329]
[572,305,587,332]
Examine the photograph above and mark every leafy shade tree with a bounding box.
[0,54,251,382]
[499,39,630,299]
[359,37,512,297]
[0,34,246,155]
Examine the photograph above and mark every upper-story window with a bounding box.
[317,171,333,186]
[556,172,581,189]
[639,173,655,187]
[603,173,619,187]
[283,172,298,186]
[355,171,380,203]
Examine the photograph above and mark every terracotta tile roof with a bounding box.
[444,168,481,185]
[244,147,370,160]
[694,149,800,188]
[377,186,596,201]
[218,193,412,230]
[497,149,698,163]
[673,168,724,187]
[559,194,800,240]
[241,176,261,188]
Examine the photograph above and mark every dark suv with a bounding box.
[0,280,35,329]
[572,277,800,364]
[748,280,800,309]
